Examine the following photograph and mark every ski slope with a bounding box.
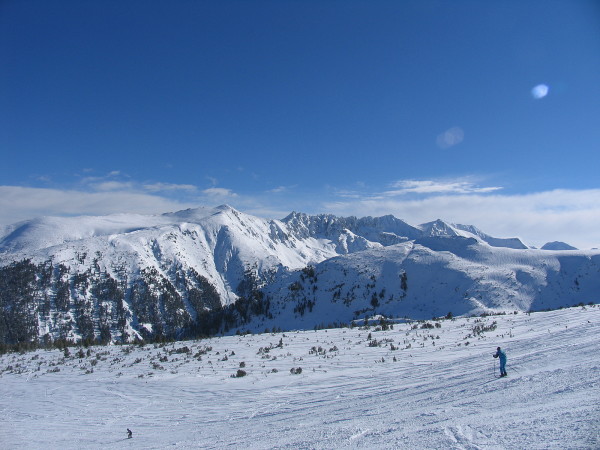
[1,306,599,449]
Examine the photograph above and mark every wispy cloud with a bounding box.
[77,173,198,194]
[202,187,238,198]
[78,170,131,190]
[143,183,198,193]
[333,189,368,199]
[385,179,502,196]
[0,172,241,227]
[0,186,195,227]
[267,185,298,194]
[91,181,135,192]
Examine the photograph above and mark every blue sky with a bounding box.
[1,0,600,248]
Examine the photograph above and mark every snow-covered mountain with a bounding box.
[541,241,578,251]
[258,237,600,333]
[0,205,597,347]
[0,205,336,306]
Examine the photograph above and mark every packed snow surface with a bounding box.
[1,306,599,449]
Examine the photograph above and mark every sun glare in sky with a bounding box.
[531,84,550,99]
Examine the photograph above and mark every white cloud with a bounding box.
[268,185,298,194]
[385,179,502,195]
[91,181,135,192]
[333,189,365,199]
[77,172,198,195]
[143,183,198,192]
[0,179,247,230]
[0,186,195,227]
[202,187,238,198]
[78,170,130,190]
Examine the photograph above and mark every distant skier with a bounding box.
[127,428,132,439]
[493,347,507,377]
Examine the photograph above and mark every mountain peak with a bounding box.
[215,204,235,211]
[419,219,459,237]
[541,241,578,251]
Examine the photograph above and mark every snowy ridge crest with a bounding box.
[0,205,597,345]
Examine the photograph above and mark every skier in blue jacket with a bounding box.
[493,347,507,377]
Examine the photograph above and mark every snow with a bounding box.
[255,239,600,330]
[0,205,347,307]
[542,241,578,251]
[2,205,596,327]
[2,306,599,449]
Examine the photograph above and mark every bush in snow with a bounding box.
[170,346,190,355]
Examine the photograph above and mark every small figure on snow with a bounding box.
[493,347,507,377]
[127,428,133,439]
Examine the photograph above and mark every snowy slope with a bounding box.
[417,219,528,249]
[452,223,529,249]
[542,241,578,251]
[0,205,342,305]
[1,306,598,449]
[256,237,600,332]
[0,205,596,345]
[0,205,564,296]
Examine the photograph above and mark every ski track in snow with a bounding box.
[1,306,599,449]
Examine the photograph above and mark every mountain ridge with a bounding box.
[0,205,596,348]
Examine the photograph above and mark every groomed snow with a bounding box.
[1,306,599,449]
